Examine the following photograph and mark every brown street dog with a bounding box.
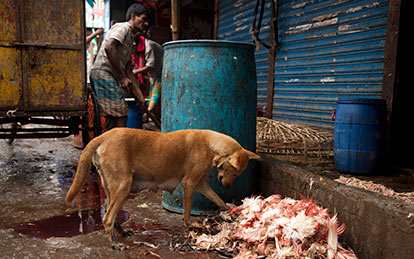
[65,128,260,249]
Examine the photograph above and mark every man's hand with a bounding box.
[134,89,145,109]
[119,77,132,88]
[96,27,104,35]
[125,60,145,109]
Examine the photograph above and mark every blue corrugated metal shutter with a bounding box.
[218,0,389,129]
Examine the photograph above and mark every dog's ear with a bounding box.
[244,149,261,160]
[228,150,248,170]
[228,149,260,170]
[228,154,241,170]
[213,155,226,168]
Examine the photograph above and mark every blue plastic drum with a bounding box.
[161,40,257,215]
[334,98,387,174]
[126,100,142,129]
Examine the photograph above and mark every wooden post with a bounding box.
[213,0,219,39]
[266,44,276,119]
[382,0,401,111]
[171,0,180,41]
[265,0,278,119]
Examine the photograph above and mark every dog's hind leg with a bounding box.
[97,168,133,237]
[102,178,132,250]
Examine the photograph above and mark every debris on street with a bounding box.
[137,203,149,208]
[131,241,162,258]
[174,195,357,259]
[335,176,414,205]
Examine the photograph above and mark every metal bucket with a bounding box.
[161,40,257,215]
[334,98,387,174]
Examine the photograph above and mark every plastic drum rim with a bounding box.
[162,39,255,49]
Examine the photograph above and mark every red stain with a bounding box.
[12,178,129,239]
[13,208,129,239]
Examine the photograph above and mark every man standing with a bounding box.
[90,3,148,130]
[133,33,164,119]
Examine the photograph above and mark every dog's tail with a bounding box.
[65,135,103,203]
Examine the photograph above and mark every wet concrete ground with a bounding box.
[0,136,218,258]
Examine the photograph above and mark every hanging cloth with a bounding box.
[132,36,146,86]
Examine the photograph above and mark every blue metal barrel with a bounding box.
[334,98,387,174]
[161,40,257,215]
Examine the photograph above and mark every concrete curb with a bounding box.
[256,156,414,259]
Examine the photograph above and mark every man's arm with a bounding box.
[105,38,131,88]
[86,28,103,44]
[126,61,145,108]
[132,65,153,75]
[133,41,155,76]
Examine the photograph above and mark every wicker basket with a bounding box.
[256,117,333,161]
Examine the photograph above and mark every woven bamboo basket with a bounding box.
[256,117,333,162]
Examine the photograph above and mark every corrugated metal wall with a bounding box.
[218,0,389,129]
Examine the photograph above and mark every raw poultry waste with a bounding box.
[173,195,357,258]
[335,175,414,205]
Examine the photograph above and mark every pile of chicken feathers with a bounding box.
[183,195,357,258]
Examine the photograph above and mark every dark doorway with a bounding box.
[389,0,413,167]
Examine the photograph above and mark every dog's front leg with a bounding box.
[196,178,229,210]
[181,179,196,226]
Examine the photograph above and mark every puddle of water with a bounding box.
[13,208,129,239]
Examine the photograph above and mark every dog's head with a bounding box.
[214,149,260,187]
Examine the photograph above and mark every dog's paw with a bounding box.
[188,221,203,229]
[111,242,129,251]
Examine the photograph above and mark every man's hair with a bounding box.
[126,3,147,21]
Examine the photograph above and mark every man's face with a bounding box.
[131,13,148,35]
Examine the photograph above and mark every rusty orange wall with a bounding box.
[0,0,86,113]
[0,0,20,109]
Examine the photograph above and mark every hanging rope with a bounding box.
[250,0,279,50]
